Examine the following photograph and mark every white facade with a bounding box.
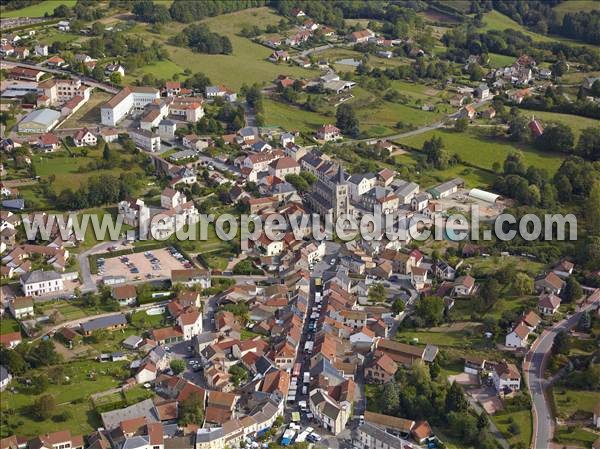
[130,129,161,152]
[101,87,160,126]
[20,271,64,296]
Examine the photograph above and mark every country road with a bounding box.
[0,60,119,94]
[524,290,600,449]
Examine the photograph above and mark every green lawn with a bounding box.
[130,310,167,330]
[395,323,488,349]
[0,318,21,335]
[553,388,600,420]
[263,99,333,133]
[488,53,516,68]
[396,128,565,173]
[36,300,90,321]
[1,360,126,437]
[492,410,532,449]
[32,144,149,195]
[2,0,77,18]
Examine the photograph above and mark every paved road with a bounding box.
[524,292,600,449]
[1,60,119,94]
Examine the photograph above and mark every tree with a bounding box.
[102,142,111,161]
[34,394,56,420]
[170,359,185,375]
[576,127,600,161]
[535,123,575,154]
[110,72,122,85]
[479,278,501,306]
[0,347,27,375]
[29,340,60,367]
[368,283,386,303]
[508,115,529,142]
[586,181,600,234]
[454,117,468,132]
[591,79,600,97]
[423,136,449,169]
[446,382,468,412]
[551,59,568,77]
[381,381,400,414]
[513,273,533,295]
[392,298,405,314]
[562,276,583,303]
[477,412,489,430]
[179,392,204,425]
[415,296,444,326]
[335,103,360,138]
[552,330,569,355]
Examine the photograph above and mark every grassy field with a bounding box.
[357,100,445,138]
[552,387,600,420]
[517,109,599,140]
[554,425,598,446]
[561,70,600,84]
[0,359,126,437]
[553,0,600,17]
[37,300,90,321]
[263,98,333,133]
[394,152,496,188]
[396,128,565,173]
[0,317,21,335]
[32,144,148,194]
[481,10,589,47]
[492,410,532,449]
[395,322,488,349]
[488,53,516,68]
[59,91,111,129]
[2,0,77,18]
[124,7,318,89]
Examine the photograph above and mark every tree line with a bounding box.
[170,24,232,55]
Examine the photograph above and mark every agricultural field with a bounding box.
[395,128,565,173]
[1,0,77,18]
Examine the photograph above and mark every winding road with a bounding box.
[524,291,600,449]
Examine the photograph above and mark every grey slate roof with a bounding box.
[21,269,61,284]
[358,422,405,449]
[100,398,158,430]
[81,314,127,333]
[0,365,10,383]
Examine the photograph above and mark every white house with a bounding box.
[135,361,157,384]
[538,293,561,315]
[9,296,34,319]
[492,361,521,394]
[347,174,376,202]
[34,44,48,57]
[72,128,97,147]
[505,323,530,348]
[177,308,203,340]
[20,270,64,296]
[0,366,12,391]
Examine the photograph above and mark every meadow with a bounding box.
[491,410,533,449]
[516,109,599,140]
[2,0,77,18]
[124,7,318,89]
[396,128,565,173]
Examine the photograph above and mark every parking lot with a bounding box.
[94,247,192,283]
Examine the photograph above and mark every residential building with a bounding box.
[130,129,161,152]
[538,293,561,315]
[9,295,33,319]
[20,270,63,296]
[112,284,137,307]
[316,124,341,141]
[505,323,530,348]
[354,422,412,449]
[80,314,128,336]
[72,128,97,147]
[27,430,84,449]
[492,361,521,394]
[0,365,12,391]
